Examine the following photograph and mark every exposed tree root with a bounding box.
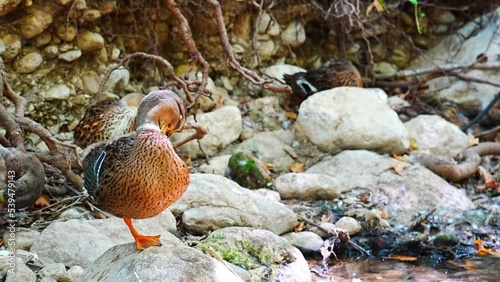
[207,0,292,94]
[414,142,500,182]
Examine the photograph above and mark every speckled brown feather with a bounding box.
[284,59,363,101]
[74,93,144,148]
[83,90,188,219]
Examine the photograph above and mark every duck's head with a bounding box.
[135,90,187,136]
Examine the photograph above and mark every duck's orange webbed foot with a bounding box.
[124,217,162,250]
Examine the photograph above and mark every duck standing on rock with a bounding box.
[83,90,190,250]
[74,93,145,148]
[284,58,364,102]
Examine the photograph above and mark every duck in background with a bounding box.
[284,59,364,103]
[73,93,145,148]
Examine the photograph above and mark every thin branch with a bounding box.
[165,0,210,103]
[374,61,500,80]
[475,125,500,138]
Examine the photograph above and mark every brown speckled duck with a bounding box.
[284,59,363,102]
[74,93,145,148]
[83,90,188,250]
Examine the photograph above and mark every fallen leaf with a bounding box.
[467,132,480,146]
[408,138,419,151]
[476,248,490,256]
[474,239,483,249]
[294,221,305,232]
[285,111,297,120]
[290,162,305,173]
[384,255,418,262]
[392,153,409,162]
[476,166,499,190]
[264,163,275,171]
[387,160,409,175]
[215,96,224,109]
[462,261,481,271]
[35,194,50,207]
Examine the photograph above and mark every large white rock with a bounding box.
[295,87,409,154]
[307,150,475,224]
[274,173,341,200]
[405,115,469,158]
[170,174,297,235]
[30,210,176,268]
[80,238,243,282]
[172,106,242,158]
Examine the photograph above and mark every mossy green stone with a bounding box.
[227,152,272,189]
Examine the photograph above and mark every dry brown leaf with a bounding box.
[467,132,480,146]
[285,111,297,120]
[35,194,50,207]
[384,255,418,262]
[215,96,224,109]
[476,248,490,256]
[294,221,305,232]
[387,160,409,176]
[290,162,305,173]
[474,239,483,249]
[392,153,409,162]
[409,137,419,151]
[476,166,499,190]
[462,261,481,271]
[264,163,275,171]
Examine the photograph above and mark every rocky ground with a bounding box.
[1,2,500,282]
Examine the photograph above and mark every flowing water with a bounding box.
[312,256,499,281]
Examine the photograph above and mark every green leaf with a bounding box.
[409,0,418,6]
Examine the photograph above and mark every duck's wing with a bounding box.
[83,135,135,198]
[74,102,137,148]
